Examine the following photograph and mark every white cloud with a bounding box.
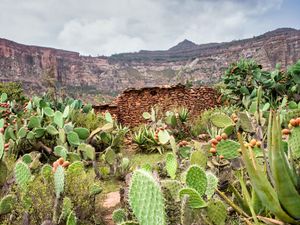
[0,0,293,56]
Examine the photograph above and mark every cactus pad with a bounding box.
[190,150,207,168]
[67,131,80,146]
[58,128,66,144]
[205,172,218,200]
[54,111,64,128]
[158,130,170,145]
[207,200,227,225]
[165,153,177,179]
[66,211,77,225]
[186,165,207,196]
[112,208,126,224]
[105,147,116,165]
[54,146,68,160]
[74,127,90,140]
[43,107,54,117]
[17,126,28,138]
[210,113,233,128]
[238,112,254,133]
[121,157,130,170]
[46,125,59,135]
[59,197,73,222]
[54,165,65,198]
[89,183,102,196]
[179,187,207,208]
[67,161,84,176]
[288,127,300,159]
[41,164,52,181]
[180,195,195,225]
[15,161,31,189]
[22,154,32,164]
[0,195,15,215]
[129,169,166,225]
[67,152,81,162]
[78,143,95,160]
[28,116,41,129]
[161,179,182,202]
[216,140,240,159]
[223,125,234,136]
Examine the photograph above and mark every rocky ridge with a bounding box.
[0,28,300,100]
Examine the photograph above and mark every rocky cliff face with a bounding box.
[0,28,300,100]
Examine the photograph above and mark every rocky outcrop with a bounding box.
[0,28,300,100]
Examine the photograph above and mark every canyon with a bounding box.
[0,28,300,102]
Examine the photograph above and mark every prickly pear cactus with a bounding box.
[112,208,126,224]
[158,130,170,145]
[66,211,77,225]
[165,153,177,179]
[67,161,84,176]
[121,157,130,170]
[74,127,90,140]
[105,147,116,165]
[288,126,300,159]
[238,112,254,133]
[54,146,68,160]
[22,154,32,164]
[223,124,234,136]
[128,169,166,225]
[46,124,58,135]
[161,180,182,202]
[41,164,52,182]
[190,150,207,168]
[54,111,64,128]
[67,131,80,146]
[210,113,233,128]
[186,165,207,196]
[78,143,95,160]
[179,187,206,208]
[89,183,102,196]
[207,200,227,225]
[0,194,15,215]
[216,140,240,159]
[59,197,73,222]
[205,172,218,200]
[180,196,195,225]
[54,165,65,198]
[15,161,31,189]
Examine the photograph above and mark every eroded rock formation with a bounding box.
[0,28,300,100]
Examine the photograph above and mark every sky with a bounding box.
[0,0,299,56]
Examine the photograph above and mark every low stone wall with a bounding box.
[94,84,220,126]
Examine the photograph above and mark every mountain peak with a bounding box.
[168,39,197,51]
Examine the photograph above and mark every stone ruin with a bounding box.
[93,84,220,126]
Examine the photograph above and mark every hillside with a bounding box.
[0,28,300,100]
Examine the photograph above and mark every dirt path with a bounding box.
[101,191,121,225]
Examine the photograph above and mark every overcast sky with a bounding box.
[0,0,299,56]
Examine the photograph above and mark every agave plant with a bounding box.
[239,112,300,224]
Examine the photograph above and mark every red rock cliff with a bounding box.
[0,28,300,98]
